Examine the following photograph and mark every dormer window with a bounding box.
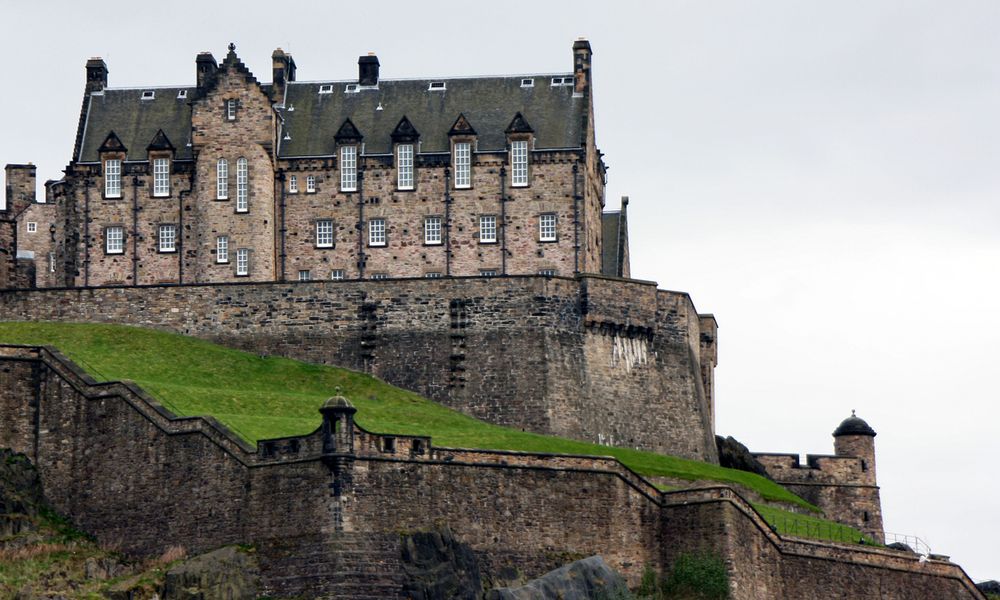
[141,90,155,100]
[521,78,534,88]
[226,99,237,121]
[454,142,471,189]
[152,158,170,197]
[177,90,188,99]
[104,159,122,198]
[511,140,529,187]
[428,81,446,91]
[341,146,357,191]
[397,144,414,190]
[319,84,334,94]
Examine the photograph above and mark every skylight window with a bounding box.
[550,76,573,86]
[521,78,534,88]
[141,90,155,100]
[319,84,334,94]
[428,81,446,91]
[177,90,187,99]
[344,84,359,93]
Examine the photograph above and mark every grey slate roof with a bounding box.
[78,88,196,162]
[601,210,627,278]
[278,76,585,156]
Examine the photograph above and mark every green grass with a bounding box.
[0,321,815,512]
[753,503,877,545]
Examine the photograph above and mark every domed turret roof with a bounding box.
[833,411,876,437]
[320,388,356,413]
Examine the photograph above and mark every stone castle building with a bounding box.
[5,39,630,288]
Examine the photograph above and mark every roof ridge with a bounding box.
[289,72,574,85]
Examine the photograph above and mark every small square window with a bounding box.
[424,216,442,245]
[382,437,396,453]
[289,175,298,193]
[331,269,345,281]
[368,218,386,247]
[521,78,534,88]
[298,270,311,281]
[428,81,446,91]
[345,83,359,93]
[539,213,557,242]
[158,224,176,253]
[141,90,155,100]
[319,84,334,94]
[177,90,188,99]
[316,219,334,248]
[306,175,316,193]
[26,222,37,233]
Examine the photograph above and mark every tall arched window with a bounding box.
[216,158,228,200]
[236,158,248,212]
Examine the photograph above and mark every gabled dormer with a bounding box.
[98,131,127,199]
[146,129,175,198]
[391,116,419,191]
[335,119,363,192]
[505,113,534,188]
[448,114,477,190]
[190,43,273,151]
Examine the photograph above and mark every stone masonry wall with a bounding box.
[0,275,718,461]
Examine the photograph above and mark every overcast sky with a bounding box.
[2,0,997,582]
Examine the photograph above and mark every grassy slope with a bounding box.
[0,322,815,514]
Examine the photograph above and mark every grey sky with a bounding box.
[2,0,997,581]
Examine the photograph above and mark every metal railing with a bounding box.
[764,513,876,545]
[884,532,932,556]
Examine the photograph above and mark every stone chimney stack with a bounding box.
[195,52,218,92]
[573,38,592,96]
[358,53,379,87]
[85,58,108,94]
[4,164,37,216]
[271,48,297,101]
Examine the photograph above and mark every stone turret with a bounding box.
[833,410,877,486]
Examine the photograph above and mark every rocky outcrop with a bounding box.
[716,435,771,479]
[161,546,260,600]
[400,529,483,600]
[486,556,627,600]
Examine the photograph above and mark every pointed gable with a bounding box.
[390,116,420,143]
[146,129,175,153]
[448,113,477,137]
[334,118,363,143]
[217,42,262,88]
[505,112,534,135]
[98,131,127,155]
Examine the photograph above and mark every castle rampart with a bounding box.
[0,344,983,599]
[0,274,719,461]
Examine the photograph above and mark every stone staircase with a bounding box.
[257,532,406,599]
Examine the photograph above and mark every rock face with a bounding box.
[0,449,43,537]
[486,556,627,600]
[716,435,771,479]
[400,529,483,600]
[161,546,259,600]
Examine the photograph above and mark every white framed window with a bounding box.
[316,219,334,248]
[331,269,345,280]
[106,226,124,254]
[105,159,122,198]
[425,272,442,278]
[368,218,386,247]
[428,81,446,91]
[289,175,298,193]
[539,213,557,242]
[454,142,471,189]
[306,175,316,193]
[397,143,414,190]
[216,158,228,199]
[511,140,529,187]
[236,157,248,212]
[216,236,229,263]
[424,216,442,245]
[371,272,389,280]
[298,270,311,281]
[319,84,334,94]
[538,269,556,276]
[152,158,170,197]
[521,78,534,88]
[226,99,237,121]
[177,90,187,99]
[141,90,155,100]
[236,248,249,276]
[480,269,497,277]
[479,215,497,243]
[341,145,357,191]
[26,222,37,233]
[158,224,176,252]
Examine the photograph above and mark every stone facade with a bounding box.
[754,414,884,542]
[0,275,720,462]
[1,165,37,289]
[14,40,618,287]
[0,345,984,599]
